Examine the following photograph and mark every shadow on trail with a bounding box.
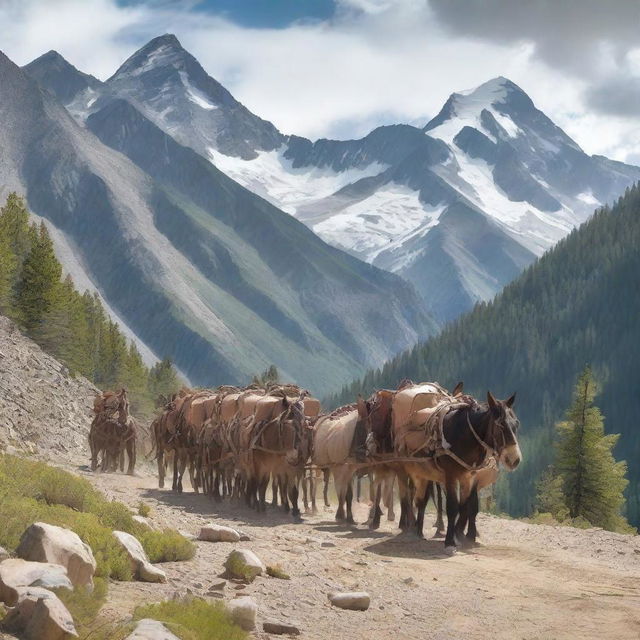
[142,487,317,528]
[363,534,453,560]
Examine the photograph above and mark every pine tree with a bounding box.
[555,367,630,531]
[148,358,181,405]
[535,466,569,521]
[0,232,16,314]
[15,222,62,334]
[0,193,32,266]
[252,364,279,385]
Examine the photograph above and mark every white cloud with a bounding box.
[1,0,639,164]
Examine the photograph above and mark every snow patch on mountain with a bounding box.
[428,77,521,144]
[178,71,217,110]
[311,183,444,263]
[208,146,387,215]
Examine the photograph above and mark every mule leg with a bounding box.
[288,477,301,520]
[127,439,136,476]
[455,476,473,546]
[310,470,317,514]
[258,475,269,513]
[466,486,480,545]
[333,467,348,521]
[415,481,431,539]
[444,477,460,554]
[345,481,355,525]
[369,479,382,530]
[271,474,279,507]
[434,483,445,537]
[157,449,165,488]
[302,472,310,513]
[323,468,331,507]
[385,474,396,521]
[188,452,199,494]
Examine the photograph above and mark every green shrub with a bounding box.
[133,598,247,640]
[137,501,151,517]
[266,565,290,580]
[140,529,196,563]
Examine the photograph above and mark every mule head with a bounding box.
[487,391,521,470]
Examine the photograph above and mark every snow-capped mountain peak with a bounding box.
[108,34,187,79]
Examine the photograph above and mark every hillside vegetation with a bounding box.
[0,193,181,417]
[333,184,640,526]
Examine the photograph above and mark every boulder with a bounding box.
[125,618,181,639]
[224,549,265,583]
[16,522,96,589]
[228,596,257,631]
[3,586,77,639]
[113,531,166,583]
[263,619,302,635]
[0,559,72,606]
[199,524,241,543]
[132,516,153,530]
[328,591,370,611]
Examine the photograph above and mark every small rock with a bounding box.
[224,549,265,583]
[132,516,153,530]
[178,530,197,541]
[263,619,301,635]
[235,584,246,590]
[113,531,166,583]
[320,541,336,548]
[403,577,414,584]
[228,596,257,631]
[125,618,180,639]
[328,591,370,611]
[208,580,226,591]
[199,524,241,543]
[16,522,97,590]
[0,559,72,606]
[192,582,203,590]
[289,546,305,555]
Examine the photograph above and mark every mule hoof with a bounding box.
[346,517,356,525]
[368,521,380,531]
[444,545,457,556]
[433,530,445,539]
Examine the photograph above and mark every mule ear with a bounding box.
[505,392,516,408]
[487,391,499,413]
[357,395,368,418]
[452,381,464,397]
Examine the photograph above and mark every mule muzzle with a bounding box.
[500,444,522,470]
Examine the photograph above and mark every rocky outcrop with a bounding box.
[328,591,371,611]
[113,531,166,583]
[0,559,72,606]
[0,316,97,462]
[125,618,180,639]
[263,619,302,635]
[198,524,240,543]
[2,585,77,639]
[228,596,257,631]
[223,549,265,582]
[16,522,96,589]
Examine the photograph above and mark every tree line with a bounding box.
[0,193,181,417]
[330,183,640,529]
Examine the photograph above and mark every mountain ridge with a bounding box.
[5,47,435,394]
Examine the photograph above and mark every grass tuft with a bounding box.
[137,501,151,517]
[140,529,196,563]
[133,598,247,640]
[266,564,290,580]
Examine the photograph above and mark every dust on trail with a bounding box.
[75,465,640,640]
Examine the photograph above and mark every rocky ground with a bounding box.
[64,464,640,640]
[0,316,97,458]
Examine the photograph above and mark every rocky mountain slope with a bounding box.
[2,48,435,395]
[0,316,96,462]
[39,35,638,322]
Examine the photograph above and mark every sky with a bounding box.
[1,0,639,164]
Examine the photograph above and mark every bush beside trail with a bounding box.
[0,454,195,578]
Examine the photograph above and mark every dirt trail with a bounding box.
[66,464,640,640]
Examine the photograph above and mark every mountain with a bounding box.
[332,184,640,526]
[3,49,435,395]
[46,35,638,322]
[23,50,103,104]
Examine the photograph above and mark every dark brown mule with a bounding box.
[412,392,521,553]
